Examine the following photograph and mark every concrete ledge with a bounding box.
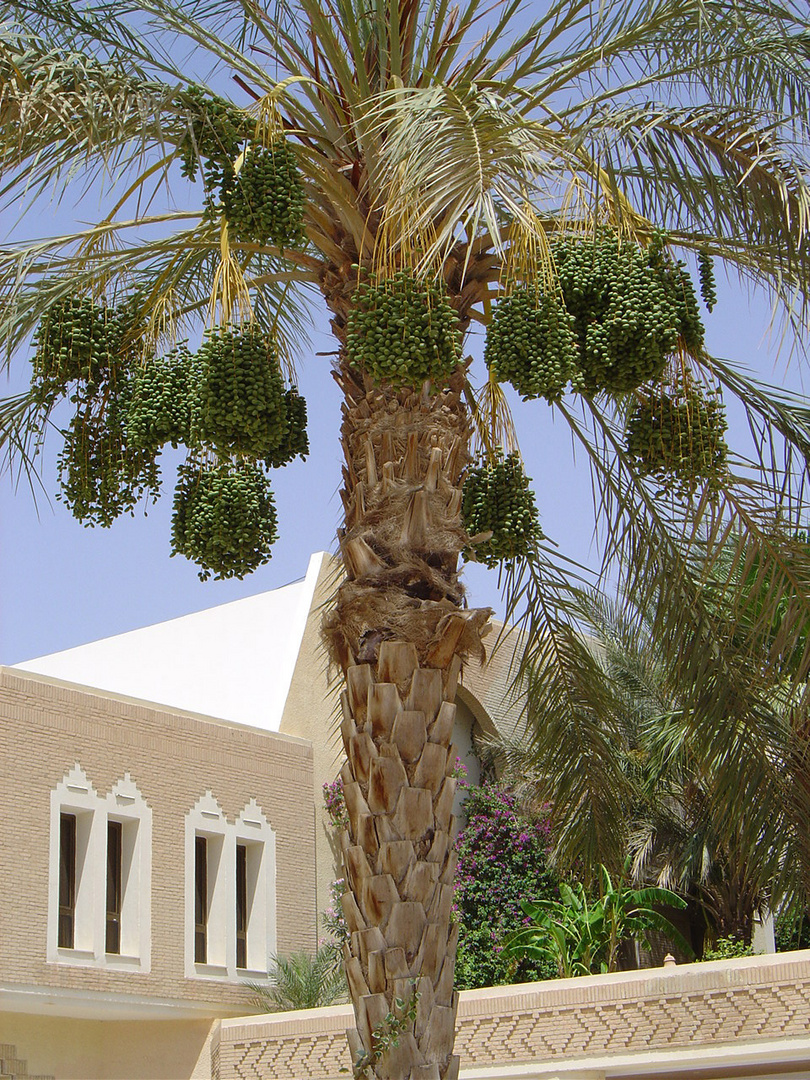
[216,950,810,1079]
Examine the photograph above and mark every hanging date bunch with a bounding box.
[170,456,278,580]
[345,268,462,388]
[551,234,703,393]
[30,292,146,406]
[219,136,306,250]
[57,385,161,527]
[484,285,579,402]
[31,296,116,403]
[625,382,728,495]
[264,386,309,468]
[698,249,717,312]
[195,324,288,457]
[125,345,195,453]
[646,231,705,353]
[462,453,542,567]
[176,84,251,183]
[31,290,160,526]
[179,89,306,251]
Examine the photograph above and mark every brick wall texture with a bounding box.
[215,951,810,1078]
[0,667,317,1014]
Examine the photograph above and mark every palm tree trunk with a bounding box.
[322,359,491,1079]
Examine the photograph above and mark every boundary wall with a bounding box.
[214,950,810,1079]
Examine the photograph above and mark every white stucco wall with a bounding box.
[15,552,328,733]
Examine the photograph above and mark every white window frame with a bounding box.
[235,800,277,978]
[185,792,276,981]
[47,765,151,972]
[103,775,152,969]
[186,792,230,976]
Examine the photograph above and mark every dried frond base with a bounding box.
[322,582,491,671]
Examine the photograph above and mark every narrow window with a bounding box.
[58,813,76,949]
[106,820,122,954]
[195,836,208,964]
[236,844,247,970]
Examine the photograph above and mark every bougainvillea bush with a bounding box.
[454,782,560,989]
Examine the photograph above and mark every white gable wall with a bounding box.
[15,552,329,733]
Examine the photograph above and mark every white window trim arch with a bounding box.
[47,765,152,971]
[103,775,152,970]
[185,791,230,976]
[234,799,277,977]
[185,792,277,981]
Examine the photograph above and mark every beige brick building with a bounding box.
[0,665,318,1073]
[0,553,501,1076]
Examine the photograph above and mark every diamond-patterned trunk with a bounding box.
[322,361,491,1079]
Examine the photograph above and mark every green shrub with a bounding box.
[700,935,753,961]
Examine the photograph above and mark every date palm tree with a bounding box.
[2,0,810,1076]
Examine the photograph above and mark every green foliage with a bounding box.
[484,286,579,403]
[462,453,542,567]
[350,984,420,1078]
[345,270,461,388]
[700,935,753,961]
[170,457,278,580]
[454,783,559,990]
[551,236,702,393]
[220,140,306,250]
[125,345,193,453]
[249,949,347,1012]
[195,325,288,458]
[624,385,728,495]
[775,908,810,951]
[504,864,692,977]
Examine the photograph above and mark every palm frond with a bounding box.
[496,552,638,875]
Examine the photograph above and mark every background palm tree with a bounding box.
[2,0,810,1076]
[249,949,348,1013]
[497,585,782,950]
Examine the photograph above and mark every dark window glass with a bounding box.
[58,813,76,949]
[106,820,122,954]
[236,844,247,970]
[195,835,207,964]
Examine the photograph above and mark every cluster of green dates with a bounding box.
[31,297,308,578]
[31,295,135,399]
[698,249,717,313]
[171,459,278,582]
[461,453,542,567]
[32,295,160,527]
[484,286,578,403]
[219,141,306,250]
[345,270,462,388]
[177,85,306,251]
[625,386,728,496]
[486,235,709,401]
